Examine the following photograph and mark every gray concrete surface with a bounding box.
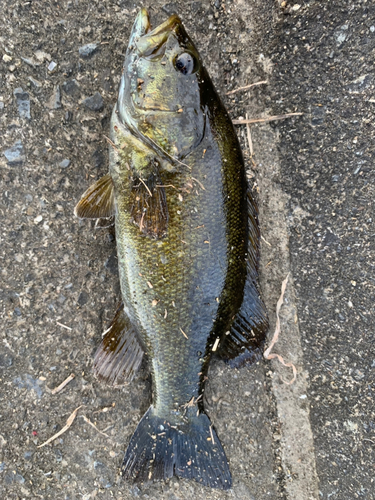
[1,0,373,499]
[267,1,375,499]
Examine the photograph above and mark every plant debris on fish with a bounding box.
[75,8,268,490]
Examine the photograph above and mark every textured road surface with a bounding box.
[269,1,375,499]
[1,1,281,499]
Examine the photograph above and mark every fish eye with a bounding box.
[174,52,196,75]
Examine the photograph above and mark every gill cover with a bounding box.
[117,9,206,161]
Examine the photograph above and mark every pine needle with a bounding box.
[245,113,253,158]
[50,373,75,395]
[104,135,119,152]
[180,327,188,339]
[81,415,111,438]
[139,177,152,197]
[226,80,268,95]
[191,177,206,191]
[232,112,303,125]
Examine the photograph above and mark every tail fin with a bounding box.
[121,406,232,490]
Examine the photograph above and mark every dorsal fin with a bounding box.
[75,173,115,219]
[216,277,268,367]
[216,191,268,367]
[93,304,144,386]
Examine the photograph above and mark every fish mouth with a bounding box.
[126,9,185,115]
[130,8,182,58]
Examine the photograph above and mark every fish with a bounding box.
[75,8,268,490]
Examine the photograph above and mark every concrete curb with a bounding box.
[254,123,320,499]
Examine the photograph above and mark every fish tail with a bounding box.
[121,406,232,490]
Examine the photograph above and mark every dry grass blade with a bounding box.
[81,415,111,438]
[104,135,119,152]
[139,177,152,197]
[180,327,188,339]
[50,373,75,395]
[264,274,297,385]
[209,425,215,445]
[232,112,303,125]
[56,321,72,331]
[226,80,268,95]
[245,113,253,158]
[191,177,206,191]
[155,184,177,190]
[37,405,84,448]
[261,235,272,247]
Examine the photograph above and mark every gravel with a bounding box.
[83,91,104,111]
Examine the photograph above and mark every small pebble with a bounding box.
[59,158,71,168]
[48,61,57,72]
[21,56,39,67]
[13,308,22,317]
[14,87,31,119]
[3,54,12,62]
[83,92,104,111]
[79,43,98,58]
[34,50,51,62]
[47,85,62,109]
[62,79,80,97]
[77,291,89,306]
[28,76,42,89]
[4,140,25,165]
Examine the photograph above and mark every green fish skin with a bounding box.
[75,8,268,491]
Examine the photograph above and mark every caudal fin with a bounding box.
[121,406,232,490]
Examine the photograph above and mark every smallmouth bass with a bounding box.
[75,8,268,490]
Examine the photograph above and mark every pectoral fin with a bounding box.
[75,173,115,219]
[129,173,168,239]
[93,303,144,386]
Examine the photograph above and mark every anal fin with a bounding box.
[75,173,115,219]
[93,303,144,386]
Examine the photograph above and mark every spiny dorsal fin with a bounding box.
[93,303,144,386]
[129,173,168,239]
[75,173,115,219]
[246,191,261,281]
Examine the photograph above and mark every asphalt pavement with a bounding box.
[0,1,373,499]
[267,1,375,498]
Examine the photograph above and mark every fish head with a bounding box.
[117,9,206,162]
